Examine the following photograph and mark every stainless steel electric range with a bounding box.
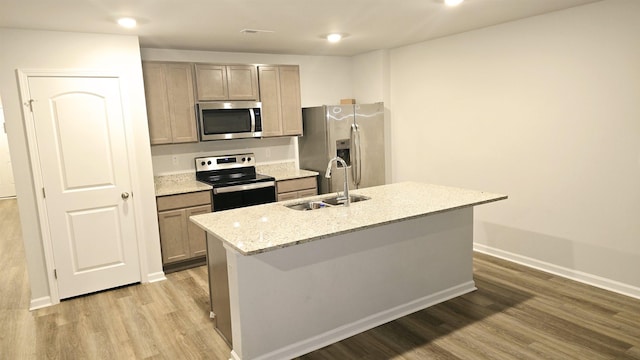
[195,153,276,212]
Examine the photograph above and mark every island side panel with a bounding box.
[226,207,475,360]
[206,234,233,346]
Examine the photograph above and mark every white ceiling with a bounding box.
[0,0,602,56]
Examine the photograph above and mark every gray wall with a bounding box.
[390,0,640,296]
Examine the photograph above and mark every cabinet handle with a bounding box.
[121,192,130,200]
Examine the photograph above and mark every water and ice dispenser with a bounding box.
[335,139,351,166]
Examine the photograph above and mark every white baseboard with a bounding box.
[29,272,166,311]
[248,281,476,360]
[473,243,640,300]
[145,271,166,283]
[29,296,53,310]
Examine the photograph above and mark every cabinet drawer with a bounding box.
[277,177,317,194]
[157,191,211,211]
[298,188,318,198]
[277,191,299,202]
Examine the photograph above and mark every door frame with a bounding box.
[0,100,16,198]
[17,68,151,305]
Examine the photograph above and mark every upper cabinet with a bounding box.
[259,65,303,137]
[142,61,198,145]
[195,64,259,101]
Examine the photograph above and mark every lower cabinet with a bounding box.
[276,176,318,201]
[156,191,212,270]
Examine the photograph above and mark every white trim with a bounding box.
[241,281,476,360]
[115,74,150,283]
[146,271,167,283]
[29,296,53,311]
[473,243,640,300]
[17,69,61,305]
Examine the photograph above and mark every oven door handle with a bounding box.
[213,181,275,194]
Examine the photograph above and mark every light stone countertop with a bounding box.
[154,162,317,196]
[256,162,318,181]
[154,173,212,197]
[190,181,507,256]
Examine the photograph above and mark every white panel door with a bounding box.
[0,103,16,198]
[28,76,141,299]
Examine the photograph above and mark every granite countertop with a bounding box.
[154,173,212,197]
[256,162,318,181]
[154,162,317,196]
[190,181,507,256]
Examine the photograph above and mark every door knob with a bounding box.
[121,192,130,200]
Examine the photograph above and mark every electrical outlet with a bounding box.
[172,155,179,165]
[265,148,271,159]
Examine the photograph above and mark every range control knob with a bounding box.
[241,157,246,162]
[200,161,206,166]
[247,157,252,162]
[207,160,212,165]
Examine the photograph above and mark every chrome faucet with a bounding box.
[325,156,350,206]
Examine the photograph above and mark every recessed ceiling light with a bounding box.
[117,17,137,28]
[327,33,343,43]
[444,0,464,6]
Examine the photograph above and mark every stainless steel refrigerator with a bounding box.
[299,102,385,195]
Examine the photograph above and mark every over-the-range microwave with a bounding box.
[197,101,262,141]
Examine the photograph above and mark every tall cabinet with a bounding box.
[258,65,303,137]
[142,62,198,144]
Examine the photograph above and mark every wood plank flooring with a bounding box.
[1,198,639,359]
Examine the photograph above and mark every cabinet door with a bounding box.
[142,62,172,144]
[195,64,228,101]
[279,66,303,136]
[227,65,258,100]
[186,205,211,258]
[165,63,198,143]
[158,209,189,264]
[258,66,283,137]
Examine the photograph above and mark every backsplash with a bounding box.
[151,137,297,176]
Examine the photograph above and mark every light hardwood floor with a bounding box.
[1,198,639,359]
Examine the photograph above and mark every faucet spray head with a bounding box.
[325,162,332,178]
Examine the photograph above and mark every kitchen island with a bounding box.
[190,182,506,360]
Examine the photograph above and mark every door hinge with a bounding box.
[54,269,57,279]
[25,99,35,112]
[42,187,46,198]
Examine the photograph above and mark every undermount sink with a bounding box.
[321,194,371,206]
[285,201,332,211]
[285,194,371,211]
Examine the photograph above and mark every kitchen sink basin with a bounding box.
[284,194,371,211]
[285,201,332,211]
[321,194,370,206]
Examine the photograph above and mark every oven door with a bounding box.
[212,182,276,211]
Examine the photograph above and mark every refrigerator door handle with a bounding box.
[351,123,362,186]
[350,124,357,184]
[357,124,362,185]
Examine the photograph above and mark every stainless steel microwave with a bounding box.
[197,101,262,141]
